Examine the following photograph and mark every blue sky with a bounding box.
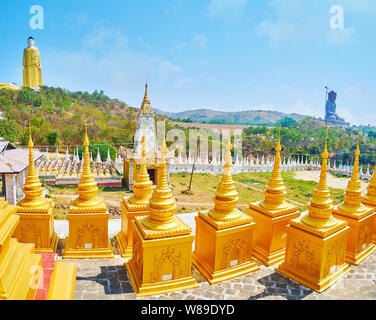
[0,0,375,125]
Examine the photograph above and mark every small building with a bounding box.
[0,137,43,204]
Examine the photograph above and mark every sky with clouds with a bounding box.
[0,0,375,125]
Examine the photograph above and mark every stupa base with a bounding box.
[126,218,198,297]
[193,210,259,284]
[35,232,60,253]
[63,237,114,259]
[346,242,376,266]
[115,231,132,259]
[333,207,376,266]
[252,245,285,266]
[275,214,351,293]
[192,251,259,284]
[247,203,300,266]
[116,200,149,259]
[14,204,59,253]
[277,261,350,293]
[126,259,198,297]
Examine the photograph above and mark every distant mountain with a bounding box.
[153,108,309,125]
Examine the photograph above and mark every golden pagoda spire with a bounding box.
[302,128,337,228]
[129,136,153,205]
[362,152,376,206]
[260,125,289,210]
[209,128,241,222]
[140,83,152,113]
[18,126,49,208]
[73,121,104,208]
[143,82,150,104]
[338,132,367,213]
[142,133,179,230]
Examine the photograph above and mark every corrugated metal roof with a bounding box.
[0,148,43,174]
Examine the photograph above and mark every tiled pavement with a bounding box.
[60,238,376,300]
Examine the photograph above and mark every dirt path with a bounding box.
[294,170,368,192]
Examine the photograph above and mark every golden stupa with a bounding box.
[126,135,198,296]
[0,196,76,300]
[63,122,113,259]
[333,133,376,265]
[116,136,153,258]
[361,155,376,244]
[247,126,300,266]
[276,129,351,293]
[192,133,259,284]
[14,128,59,252]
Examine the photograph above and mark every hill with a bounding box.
[0,86,138,148]
[154,108,307,125]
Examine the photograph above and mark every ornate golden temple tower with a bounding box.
[276,129,351,293]
[247,126,300,266]
[126,135,198,296]
[192,134,259,284]
[333,134,376,265]
[14,129,58,252]
[116,136,153,258]
[63,122,113,259]
[23,36,43,88]
[361,155,376,244]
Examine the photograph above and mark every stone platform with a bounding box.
[55,213,376,300]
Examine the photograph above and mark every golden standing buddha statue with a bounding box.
[14,128,59,252]
[276,129,351,293]
[116,136,153,258]
[23,36,43,88]
[63,122,113,259]
[126,135,198,296]
[247,126,300,266]
[192,132,259,284]
[333,133,376,265]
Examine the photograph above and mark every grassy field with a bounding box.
[46,172,345,219]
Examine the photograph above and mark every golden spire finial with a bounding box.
[338,131,366,211]
[209,125,241,222]
[73,121,104,208]
[129,135,153,205]
[18,125,49,208]
[259,124,289,210]
[142,128,179,230]
[302,127,336,228]
[143,82,150,104]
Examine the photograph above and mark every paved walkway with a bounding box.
[66,246,376,300]
[56,211,376,300]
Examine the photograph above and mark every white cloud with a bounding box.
[176,33,207,50]
[255,0,358,48]
[174,77,194,88]
[206,0,248,19]
[43,28,183,106]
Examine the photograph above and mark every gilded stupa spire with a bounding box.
[142,133,178,230]
[73,121,104,208]
[140,83,152,113]
[18,126,49,208]
[338,132,368,214]
[302,128,336,228]
[129,136,153,205]
[209,128,241,222]
[362,151,376,205]
[260,125,289,210]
